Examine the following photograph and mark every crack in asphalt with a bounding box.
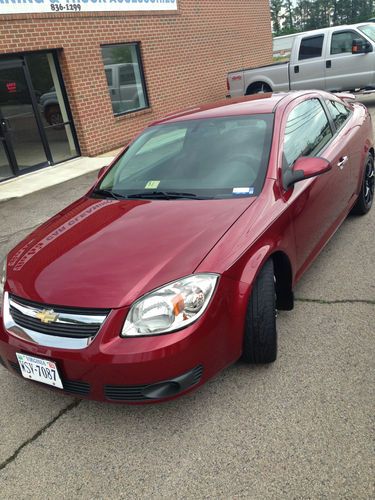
[0,399,81,473]
[296,297,375,306]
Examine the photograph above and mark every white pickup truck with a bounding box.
[227,23,375,96]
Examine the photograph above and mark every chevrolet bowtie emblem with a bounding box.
[35,309,59,324]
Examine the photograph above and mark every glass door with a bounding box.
[0,136,13,181]
[0,60,48,174]
[26,52,78,164]
[0,52,79,181]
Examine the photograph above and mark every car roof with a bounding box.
[150,94,290,125]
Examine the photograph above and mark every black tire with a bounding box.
[246,82,272,95]
[351,154,374,215]
[44,105,63,127]
[242,259,277,364]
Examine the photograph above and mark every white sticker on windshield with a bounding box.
[145,180,160,189]
[233,187,254,195]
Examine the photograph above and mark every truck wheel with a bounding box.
[242,259,277,364]
[351,154,374,215]
[45,105,63,127]
[246,82,272,95]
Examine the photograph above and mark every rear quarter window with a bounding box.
[326,100,351,131]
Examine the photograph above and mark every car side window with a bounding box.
[326,100,351,130]
[283,99,333,167]
[298,35,324,60]
[330,31,366,54]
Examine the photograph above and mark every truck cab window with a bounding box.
[331,31,366,54]
[283,99,333,167]
[298,35,324,60]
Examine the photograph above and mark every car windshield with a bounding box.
[358,24,375,42]
[95,114,274,200]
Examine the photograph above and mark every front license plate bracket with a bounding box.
[16,353,64,389]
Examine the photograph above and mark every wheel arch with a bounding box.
[245,80,273,95]
[271,250,294,311]
[232,246,294,311]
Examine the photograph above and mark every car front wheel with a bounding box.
[242,259,277,364]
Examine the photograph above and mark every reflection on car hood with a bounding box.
[7,196,256,308]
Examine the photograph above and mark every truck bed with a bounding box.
[228,61,288,75]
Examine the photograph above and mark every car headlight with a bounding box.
[0,257,6,310]
[122,274,219,337]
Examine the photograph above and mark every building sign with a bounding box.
[0,0,177,15]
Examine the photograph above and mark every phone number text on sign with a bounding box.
[0,0,178,15]
[50,3,81,11]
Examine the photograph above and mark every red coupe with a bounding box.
[0,91,373,403]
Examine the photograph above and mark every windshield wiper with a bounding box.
[92,189,127,200]
[126,191,202,200]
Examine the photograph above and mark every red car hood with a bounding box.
[7,196,255,308]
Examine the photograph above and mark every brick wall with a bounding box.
[0,1,273,157]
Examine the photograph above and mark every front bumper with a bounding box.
[0,276,248,403]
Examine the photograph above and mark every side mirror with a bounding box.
[283,157,332,189]
[352,39,372,54]
[97,166,108,178]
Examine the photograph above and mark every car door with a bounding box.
[280,96,349,274]
[325,29,375,90]
[290,34,326,90]
[323,98,356,204]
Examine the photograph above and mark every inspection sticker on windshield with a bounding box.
[16,353,63,389]
[233,187,254,195]
[145,180,160,189]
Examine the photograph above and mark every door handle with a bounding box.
[337,156,349,169]
[294,65,300,74]
[326,60,332,69]
[0,119,7,135]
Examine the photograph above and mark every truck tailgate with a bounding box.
[227,71,245,97]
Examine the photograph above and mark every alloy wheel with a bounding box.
[364,157,374,206]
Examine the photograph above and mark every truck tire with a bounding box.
[246,82,272,95]
[44,105,63,127]
[242,259,277,364]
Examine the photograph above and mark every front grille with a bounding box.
[9,361,91,396]
[105,365,204,402]
[10,308,99,338]
[8,294,109,340]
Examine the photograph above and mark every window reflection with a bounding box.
[101,43,149,115]
[0,142,13,180]
[284,99,333,166]
[26,52,78,164]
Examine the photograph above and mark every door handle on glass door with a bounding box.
[337,156,348,169]
[0,119,7,134]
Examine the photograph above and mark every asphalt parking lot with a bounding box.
[0,96,374,499]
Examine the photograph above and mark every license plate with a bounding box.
[16,353,63,389]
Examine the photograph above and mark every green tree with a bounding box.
[272,0,375,38]
[270,0,284,33]
[283,0,295,31]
